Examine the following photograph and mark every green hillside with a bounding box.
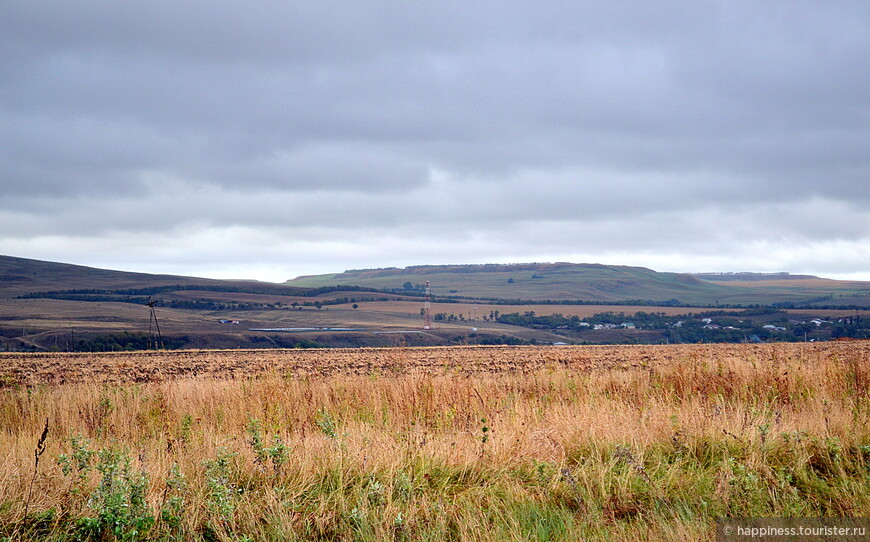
[287,263,718,303]
[287,263,870,306]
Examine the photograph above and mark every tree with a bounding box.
[352,304,359,309]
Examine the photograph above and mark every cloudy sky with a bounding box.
[2,1,868,282]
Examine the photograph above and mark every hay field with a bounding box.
[1,342,868,541]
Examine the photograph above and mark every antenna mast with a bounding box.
[423,280,432,330]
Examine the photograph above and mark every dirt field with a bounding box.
[2,342,866,387]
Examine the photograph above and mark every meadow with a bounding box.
[1,342,868,541]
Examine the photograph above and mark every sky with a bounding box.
[2,1,869,283]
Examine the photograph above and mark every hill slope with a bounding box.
[0,255,346,300]
[287,263,870,306]
[0,255,236,298]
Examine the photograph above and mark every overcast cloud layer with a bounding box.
[2,1,868,282]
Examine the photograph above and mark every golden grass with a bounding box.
[1,342,868,540]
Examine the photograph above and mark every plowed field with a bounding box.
[2,342,866,386]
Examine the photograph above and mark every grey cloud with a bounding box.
[194,142,431,193]
[1,1,868,279]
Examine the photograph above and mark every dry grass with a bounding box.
[1,342,868,540]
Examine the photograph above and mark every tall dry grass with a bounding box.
[0,343,868,540]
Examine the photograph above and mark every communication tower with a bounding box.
[423,280,432,330]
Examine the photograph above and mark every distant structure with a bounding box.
[423,280,432,330]
[147,297,165,350]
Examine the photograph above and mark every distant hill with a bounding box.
[1,255,223,298]
[693,272,819,281]
[0,255,319,299]
[287,263,870,307]
[287,263,722,303]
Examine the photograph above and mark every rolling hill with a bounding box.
[286,263,870,307]
[0,254,332,299]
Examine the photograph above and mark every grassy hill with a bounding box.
[286,263,870,306]
[287,263,724,302]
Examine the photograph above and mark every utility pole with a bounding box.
[147,298,165,350]
[423,281,432,330]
